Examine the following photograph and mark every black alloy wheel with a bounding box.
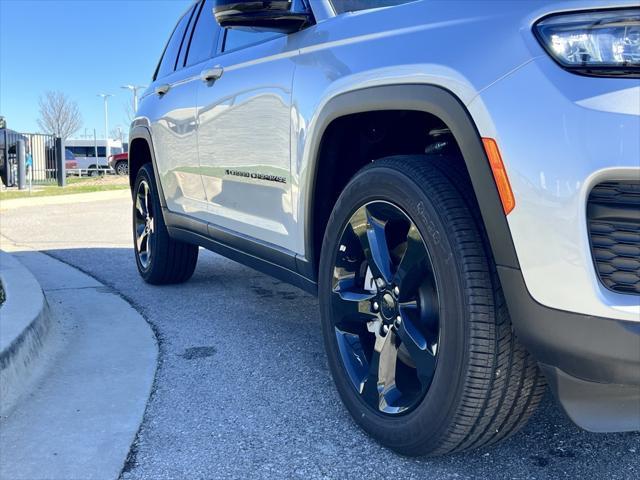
[332,201,440,415]
[134,178,154,270]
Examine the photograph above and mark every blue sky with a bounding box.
[0,0,192,139]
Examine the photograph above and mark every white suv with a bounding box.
[129,0,640,456]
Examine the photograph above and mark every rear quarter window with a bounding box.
[155,4,198,79]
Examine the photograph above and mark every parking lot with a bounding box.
[1,194,638,480]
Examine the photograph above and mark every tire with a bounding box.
[115,161,128,176]
[318,156,545,456]
[133,163,199,285]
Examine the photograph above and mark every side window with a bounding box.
[71,147,88,157]
[156,4,197,79]
[185,0,221,66]
[222,29,279,53]
[176,2,201,69]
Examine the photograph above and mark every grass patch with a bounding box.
[0,176,129,201]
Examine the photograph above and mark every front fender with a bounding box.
[302,83,520,272]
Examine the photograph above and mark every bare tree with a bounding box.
[110,126,127,145]
[37,91,83,139]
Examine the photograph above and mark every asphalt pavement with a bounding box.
[1,193,638,480]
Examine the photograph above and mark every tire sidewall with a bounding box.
[319,164,471,453]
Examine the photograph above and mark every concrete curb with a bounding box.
[0,250,51,416]
[0,249,158,480]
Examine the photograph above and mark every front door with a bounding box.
[145,2,207,216]
[196,28,297,251]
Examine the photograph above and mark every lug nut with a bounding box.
[375,278,386,289]
[393,286,400,296]
[372,302,379,312]
[383,325,389,334]
[394,316,402,328]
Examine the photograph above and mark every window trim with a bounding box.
[183,0,222,68]
[174,2,200,72]
[153,2,198,81]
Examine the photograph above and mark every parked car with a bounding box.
[127,0,640,456]
[108,152,128,175]
[64,148,78,172]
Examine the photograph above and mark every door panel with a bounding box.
[148,66,207,216]
[196,35,297,250]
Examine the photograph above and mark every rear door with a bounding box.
[195,16,297,250]
[143,1,210,216]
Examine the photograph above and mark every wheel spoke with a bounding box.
[358,330,405,413]
[144,183,151,218]
[335,329,370,394]
[349,206,393,284]
[393,224,429,298]
[332,278,376,330]
[376,329,403,412]
[136,226,148,253]
[396,309,437,386]
[136,194,147,217]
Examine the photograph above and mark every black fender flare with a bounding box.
[304,84,520,273]
[129,124,167,208]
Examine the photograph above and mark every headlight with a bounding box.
[535,8,640,77]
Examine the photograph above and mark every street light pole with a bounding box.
[121,84,146,113]
[97,93,113,158]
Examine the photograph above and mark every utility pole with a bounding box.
[97,93,113,158]
[121,84,146,113]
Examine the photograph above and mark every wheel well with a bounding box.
[128,138,152,190]
[311,110,475,275]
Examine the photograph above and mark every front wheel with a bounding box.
[133,163,199,284]
[319,156,545,456]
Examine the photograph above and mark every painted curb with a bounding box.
[0,250,51,416]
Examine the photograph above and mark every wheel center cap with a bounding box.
[380,292,397,321]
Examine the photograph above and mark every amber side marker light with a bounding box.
[482,138,515,215]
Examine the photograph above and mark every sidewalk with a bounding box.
[0,249,157,480]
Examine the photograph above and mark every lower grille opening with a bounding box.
[587,180,640,295]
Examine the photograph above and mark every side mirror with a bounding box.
[213,0,311,34]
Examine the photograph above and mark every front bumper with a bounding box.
[499,265,640,432]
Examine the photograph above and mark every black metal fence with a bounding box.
[1,130,60,186]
